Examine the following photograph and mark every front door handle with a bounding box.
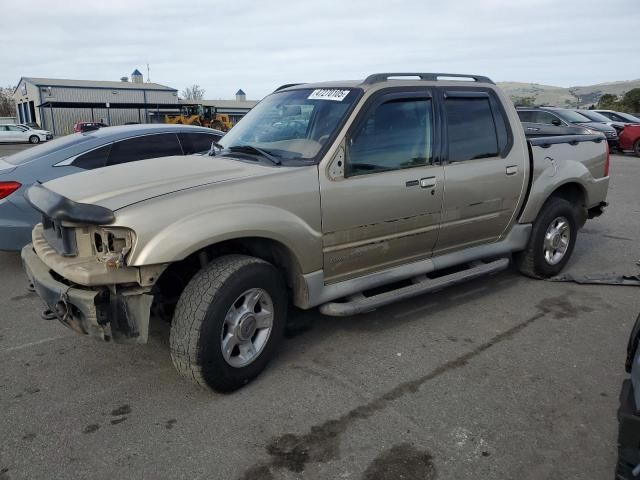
[506,165,518,176]
[420,176,436,188]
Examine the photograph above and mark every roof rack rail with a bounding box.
[273,83,305,92]
[361,73,495,85]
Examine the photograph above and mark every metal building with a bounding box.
[13,70,179,136]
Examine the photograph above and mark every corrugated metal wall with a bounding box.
[40,107,146,136]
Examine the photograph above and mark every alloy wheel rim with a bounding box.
[543,216,570,265]
[220,288,274,368]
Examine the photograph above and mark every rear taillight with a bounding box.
[0,181,21,200]
[604,142,610,177]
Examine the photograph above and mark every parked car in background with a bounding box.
[619,124,640,156]
[73,121,107,133]
[616,312,640,479]
[520,121,599,138]
[0,124,52,144]
[594,110,640,124]
[516,106,618,148]
[0,124,223,251]
[572,109,627,134]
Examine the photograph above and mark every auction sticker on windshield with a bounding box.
[308,89,350,101]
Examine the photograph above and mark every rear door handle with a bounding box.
[420,176,436,188]
[506,165,518,176]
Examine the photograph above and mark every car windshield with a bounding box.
[217,87,360,162]
[613,112,640,123]
[4,132,95,165]
[553,109,592,123]
[577,110,611,122]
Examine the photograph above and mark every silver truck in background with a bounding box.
[21,73,609,392]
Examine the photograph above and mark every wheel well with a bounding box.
[549,183,586,207]
[150,237,304,322]
[548,182,587,226]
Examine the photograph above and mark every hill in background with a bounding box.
[497,79,640,107]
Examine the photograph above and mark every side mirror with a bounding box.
[551,118,562,126]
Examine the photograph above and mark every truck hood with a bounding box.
[43,154,280,211]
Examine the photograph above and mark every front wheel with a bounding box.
[514,196,578,279]
[169,254,287,392]
[29,135,40,144]
[634,139,640,157]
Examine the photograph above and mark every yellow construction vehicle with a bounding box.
[164,104,233,131]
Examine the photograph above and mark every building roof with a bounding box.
[235,89,246,95]
[132,69,143,76]
[17,77,177,91]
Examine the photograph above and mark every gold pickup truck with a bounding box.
[21,73,610,392]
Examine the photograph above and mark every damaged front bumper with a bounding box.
[21,245,153,343]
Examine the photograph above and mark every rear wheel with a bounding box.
[634,139,640,157]
[514,196,578,279]
[169,254,287,392]
[29,135,40,144]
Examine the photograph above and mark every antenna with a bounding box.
[146,63,151,82]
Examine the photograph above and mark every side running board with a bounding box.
[319,258,510,317]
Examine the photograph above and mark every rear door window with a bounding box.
[72,144,112,169]
[178,132,222,154]
[445,97,499,162]
[108,133,182,166]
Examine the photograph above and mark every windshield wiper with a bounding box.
[227,145,282,165]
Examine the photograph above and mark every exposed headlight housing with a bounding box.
[92,227,135,268]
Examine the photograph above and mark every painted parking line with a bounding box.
[4,335,67,353]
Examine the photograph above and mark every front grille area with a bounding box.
[41,215,78,257]
[605,131,618,138]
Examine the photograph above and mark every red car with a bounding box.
[619,125,640,156]
[73,122,107,133]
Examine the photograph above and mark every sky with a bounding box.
[2,0,639,100]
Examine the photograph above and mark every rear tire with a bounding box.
[634,139,640,157]
[169,254,287,392]
[514,196,578,279]
[29,135,40,144]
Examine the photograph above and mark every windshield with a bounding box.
[218,88,360,162]
[4,132,94,165]
[614,112,640,123]
[577,110,611,122]
[553,109,592,123]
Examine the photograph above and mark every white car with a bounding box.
[0,124,52,144]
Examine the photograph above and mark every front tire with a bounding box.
[514,196,578,279]
[634,139,640,157]
[29,135,40,144]
[169,254,287,392]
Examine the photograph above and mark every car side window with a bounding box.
[178,132,222,154]
[72,144,112,170]
[346,97,433,176]
[534,111,560,125]
[108,133,183,166]
[445,97,499,162]
[517,111,535,122]
[7,126,23,131]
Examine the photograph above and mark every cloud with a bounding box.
[2,0,639,99]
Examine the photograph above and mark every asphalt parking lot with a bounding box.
[1,144,639,480]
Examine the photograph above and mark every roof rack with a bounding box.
[273,83,306,92]
[361,73,494,85]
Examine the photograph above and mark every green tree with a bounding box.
[597,93,620,110]
[510,95,536,106]
[621,88,640,113]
